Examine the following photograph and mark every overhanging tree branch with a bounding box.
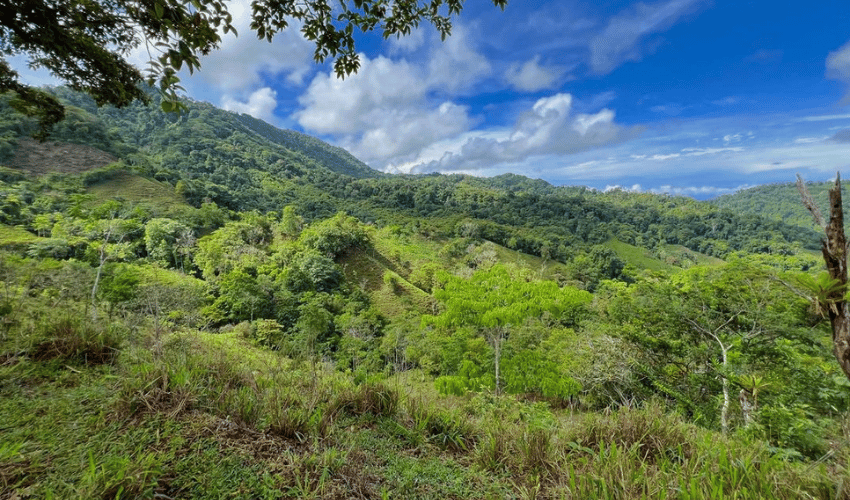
[1,0,508,136]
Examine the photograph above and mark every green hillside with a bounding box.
[231,112,381,179]
[712,180,850,231]
[2,88,849,498]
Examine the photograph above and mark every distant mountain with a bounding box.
[711,181,850,231]
[0,87,379,181]
[0,87,823,261]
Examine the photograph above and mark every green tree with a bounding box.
[144,217,192,269]
[99,264,140,318]
[206,268,273,323]
[85,202,138,321]
[280,205,303,239]
[194,220,270,280]
[295,295,334,375]
[609,259,819,434]
[426,265,591,395]
[299,211,369,259]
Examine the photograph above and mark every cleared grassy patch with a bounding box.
[86,170,196,218]
[605,239,678,272]
[606,238,724,272]
[0,224,40,249]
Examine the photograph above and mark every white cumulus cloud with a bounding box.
[425,25,492,93]
[295,55,474,164]
[222,87,278,123]
[392,93,640,174]
[198,0,313,89]
[294,25,496,166]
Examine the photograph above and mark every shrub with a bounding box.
[753,404,829,460]
[247,319,284,349]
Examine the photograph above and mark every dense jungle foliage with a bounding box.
[1,88,849,499]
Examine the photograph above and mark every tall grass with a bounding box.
[31,316,122,365]
[4,315,849,500]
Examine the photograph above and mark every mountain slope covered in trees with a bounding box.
[712,180,850,231]
[2,88,824,260]
[1,88,849,499]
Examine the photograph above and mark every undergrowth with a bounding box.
[1,311,848,499]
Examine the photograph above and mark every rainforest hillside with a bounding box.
[712,180,850,231]
[1,89,848,499]
[0,88,822,262]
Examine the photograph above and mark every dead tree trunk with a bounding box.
[797,174,850,382]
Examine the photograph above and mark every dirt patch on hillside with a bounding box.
[6,138,117,175]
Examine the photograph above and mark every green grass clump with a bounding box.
[327,381,399,420]
[30,316,122,366]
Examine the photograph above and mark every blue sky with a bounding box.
[13,0,850,199]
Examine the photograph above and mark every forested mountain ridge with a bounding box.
[712,180,850,231]
[0,87,823,265]
[0,87,379,183]
[229,111,381,180]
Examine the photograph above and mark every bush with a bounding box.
[247,319,284,349]
[753,404,829,460]
[502,351,581,405]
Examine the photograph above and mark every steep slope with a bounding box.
[231,112,379,179]
[7,138,117,175]
[2,87,380,181]
[712,181,850,231]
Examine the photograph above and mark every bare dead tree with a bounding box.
[797,174,850,382]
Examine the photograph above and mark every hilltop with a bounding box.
[712,180,850,232]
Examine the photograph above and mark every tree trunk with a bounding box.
[488,327,505,396]
[719,345,730,434]
[90,233,111,322]
[798,174,850,382]
[739,389,756,427]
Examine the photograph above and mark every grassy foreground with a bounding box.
[1,313,848,499]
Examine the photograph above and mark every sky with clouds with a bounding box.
[12,0,850,199]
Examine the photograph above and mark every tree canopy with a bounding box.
[0,0,507,137]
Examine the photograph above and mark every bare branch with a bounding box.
[797,174,826,229]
